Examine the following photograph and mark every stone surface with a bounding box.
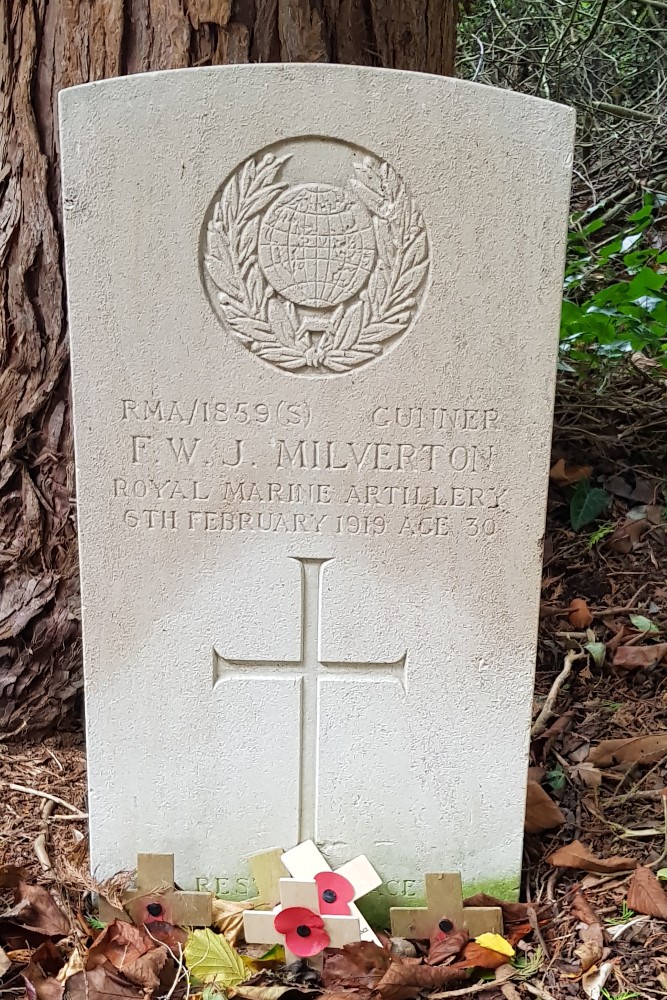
[59,65,574,916]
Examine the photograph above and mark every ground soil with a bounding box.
[2,363,667,999]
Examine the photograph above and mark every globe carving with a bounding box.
[258,183,376,309]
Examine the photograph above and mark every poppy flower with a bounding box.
[314,871,355,915]
[274,906,330,957]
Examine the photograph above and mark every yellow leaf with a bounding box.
[474,933,515,958]
[185,928,249,986]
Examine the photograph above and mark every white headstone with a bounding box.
[60,65,574,921]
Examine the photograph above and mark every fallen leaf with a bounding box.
[55,948,85,984]
[575,940,603,973]
[185,928,248,987]
[426,928,468,965]
[474,934,514,958]
[0,946,10,976]
[1,883,70,939]
[571,891,604,949]
[547,840,637,873]
[212,899,256,945]
[323,942,394,997]
[376,961,467,1000]
[613,643,667,670]
[524,779,565,834]
[463,896,547,927]
[229,987,317,1000]
[585,642,606,668]
[607,517,650,554]
[582,959,614,1000]
[0,865,26,888]
[588,735,667,766]
[66,967,144,1000]
[142,920,188,952]
[88,921,170,992]
[627,866,667,919]
[630,614,659,634]
[22,967,64,1000]
[550,459,592,487]
[452,942,507,971]
[569,598,593,628]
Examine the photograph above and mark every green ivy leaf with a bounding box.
[570,480,611,532]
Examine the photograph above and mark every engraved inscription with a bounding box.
[110,395,510,539]
[202,139,429,375]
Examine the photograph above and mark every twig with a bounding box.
[429,976,516,999]
[523,984,560,1000]
[531,651,586,737]
[527,905,550,961]
[34,800,54,873]
[6,782,87,817]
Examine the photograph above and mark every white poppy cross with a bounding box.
[243,877,360,969]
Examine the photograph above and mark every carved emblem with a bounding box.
[202,142,429,375]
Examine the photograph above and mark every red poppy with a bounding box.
[314,871,355,915]
[273,906,330,957]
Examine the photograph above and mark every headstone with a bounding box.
[59,65,574,920]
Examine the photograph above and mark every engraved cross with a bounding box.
[213,557,406,842]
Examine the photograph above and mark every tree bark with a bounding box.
[0,0,458,737]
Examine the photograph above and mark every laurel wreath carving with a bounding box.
[204,152,429,373]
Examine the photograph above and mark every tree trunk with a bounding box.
[0,0,458,737]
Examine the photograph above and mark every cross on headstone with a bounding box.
[98,853,212,927]
[214,557,406,843]
[390,873,503,939]
[281,839,382,945]
[243,877,360,969]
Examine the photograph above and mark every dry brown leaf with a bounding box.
[451,942,507,971]
[582,960,614,1000]
[23,967,65,1000]
[66,967,145,1000]
[571,892,604,949]
[613,643,667,670]
[87,921,170,992]
[568,598,593,628]
[376,961,467,1000]
[322,942,394,998]
[212,898,256,945]
[588,735,667,767]
[524,779,565,834]
[550,459,592,486]
[547,840,637,873]
[575,940,603,973]
[1,883,70,939]
[607,517,650,554]
[463,895,547,927]
[426,928,468,966]
[627,866,667,919]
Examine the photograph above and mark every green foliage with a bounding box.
[570,479,611,531]
[605,901,635,925]
[587,523,615,548]
[561,194,667,366]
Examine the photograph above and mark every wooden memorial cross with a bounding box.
[248,847,289,905]
[214,557,406,844]
[390,873,503,939]
[244,877,360,969]
[98,853,212,926]
[281,839,382,945]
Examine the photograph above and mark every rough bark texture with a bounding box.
[0,0,457,738]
